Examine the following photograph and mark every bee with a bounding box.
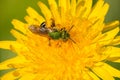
[28,21,75,45]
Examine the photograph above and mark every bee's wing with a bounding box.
[28,25,40,34]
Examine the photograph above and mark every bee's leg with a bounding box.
[50,18,55,27]
[48,38,51,46]
[69,37,76,44]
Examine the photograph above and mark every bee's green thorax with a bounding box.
[48,30,70,41]
[48,31,61,39]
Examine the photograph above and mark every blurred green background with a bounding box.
[0,0,120,79]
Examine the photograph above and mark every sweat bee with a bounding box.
[28,21,75,45]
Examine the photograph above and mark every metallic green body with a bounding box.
[48,29,70,41]
[48,31,61,39]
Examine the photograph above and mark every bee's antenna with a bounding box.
[68,25,76,43]
[68,25,74,32]
[69,37,76,44]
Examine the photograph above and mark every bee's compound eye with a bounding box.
[40,22,46,28]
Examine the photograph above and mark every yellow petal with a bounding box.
[1,67,34,80]
[102,63,120,78]
[87,18,104,40]
[83,71,92,80]
[71,0,76,16]
[107,57,120,63]
[76,0,86,17]
[11,19,26,34]
[38,1,52,27]
[87,71,100,80]
[33,73,53,80]
[0,41,21,50]
[88,0,108,23]
[0,56,27,70]
[1,70,20,80]
[83,70,100,80]
[59,0,68,12]
[98,27,119,45]
[48,0,56,6]
[26,7,45,24]
[24,15,40,25]
[105,46,120,58]
[48,0,61,24]
[92,66,114,80]
[103,20,120,32]
[19,73,36,80]
[10,29,27,42]
[97,3,109,20]
[0,41,28,56]
[82,0,92,18]
[76,0,92,18]
[58,0,70,23]
[67,0,70,10]
[88,0,104,17]
[110,36,120,45]
[112,58,120,62]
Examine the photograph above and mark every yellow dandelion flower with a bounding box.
[0,0,120,80]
